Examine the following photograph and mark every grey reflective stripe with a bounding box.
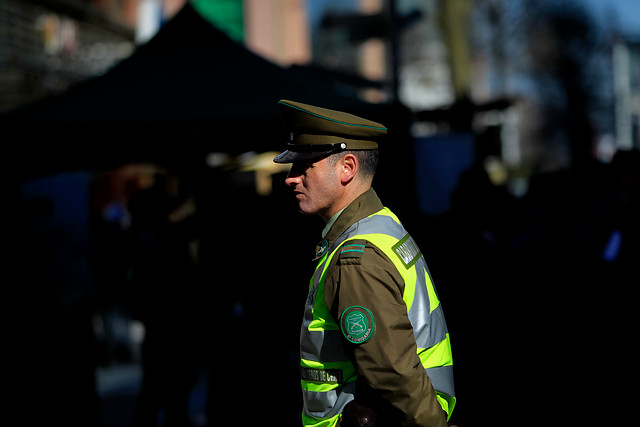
[303,381,355,419]
[302,258,327,328]
[300,330,350,363]
[344,211,405,240]
[413,305,448,350]
[426,365,455,398]
[409,260,432,344]
[410,259,448,349]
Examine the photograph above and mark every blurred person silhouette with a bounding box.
[89,177,137,366]
[595,149,639,416]
[194,161,309,426]
[14,176,101,427]
[440,164,524,426]
[128,171,201,427]
[497,147,625,425]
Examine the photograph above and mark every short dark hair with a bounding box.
[329,149,379,180]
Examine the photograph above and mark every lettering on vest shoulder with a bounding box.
[392,233,422,268]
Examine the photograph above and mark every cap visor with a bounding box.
[273,149,333,164]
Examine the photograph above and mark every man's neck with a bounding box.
[319,183,371,223]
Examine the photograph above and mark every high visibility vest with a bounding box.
[300,207,456,427]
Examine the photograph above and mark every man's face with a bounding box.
[285,156,341,220]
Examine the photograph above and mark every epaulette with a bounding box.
[338,240,368,261]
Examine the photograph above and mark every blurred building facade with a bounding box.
[468,0,640,176]
[0,0,137,113]
[2,0,639,185]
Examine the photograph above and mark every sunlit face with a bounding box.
[285,157,341,220]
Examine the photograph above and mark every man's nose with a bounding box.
[285,171,300,187]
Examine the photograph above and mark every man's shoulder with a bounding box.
[334,239,394,269]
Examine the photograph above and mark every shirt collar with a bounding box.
[322,207,347,239]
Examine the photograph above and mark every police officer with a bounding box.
[274,100,455,427]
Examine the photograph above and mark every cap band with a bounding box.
[286,142,347,153]
[293,133,379,150]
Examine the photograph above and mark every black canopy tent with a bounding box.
[4,3,404,182]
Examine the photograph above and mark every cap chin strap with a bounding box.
[286,142,347,153]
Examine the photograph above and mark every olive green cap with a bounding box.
[273,99,387,164]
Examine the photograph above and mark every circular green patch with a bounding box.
[340,306,375,344]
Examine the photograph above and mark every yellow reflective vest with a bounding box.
[300,206,455,427]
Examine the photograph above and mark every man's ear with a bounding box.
[339,153,358,185]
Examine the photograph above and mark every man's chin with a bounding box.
[296,202,318,216]
[297,206,316,216]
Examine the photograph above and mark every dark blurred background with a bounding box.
[3,1,639,426]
